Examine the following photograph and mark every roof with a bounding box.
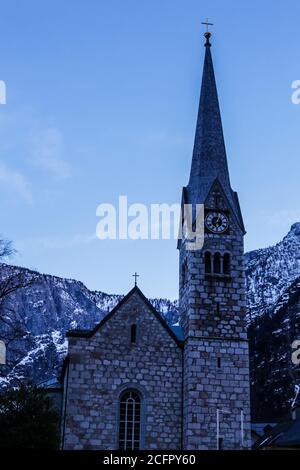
[251,422,278,437]
[254,415,300,449]
[185,35,245,233]
[59,356,69,383]
[66,286,184,348]
[37,377,62,391]
[170,324,185,342]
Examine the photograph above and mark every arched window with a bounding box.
[223,253,231,275]
[205,252,212,274]
[119,390,141,450]
[0,340,6,365]
[213,252,221,274]
[131,324,137,344]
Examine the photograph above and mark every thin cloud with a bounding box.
[16,233,97,252]
[30,128,71,179]
[0,161,33,203]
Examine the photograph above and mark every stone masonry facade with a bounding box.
[61,32,252,451]
[62,290,183,450]
[179,184,252,449]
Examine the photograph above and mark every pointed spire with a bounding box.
[187,31,244,232]
[188,31,230,196]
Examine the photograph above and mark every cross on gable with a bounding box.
[132,272,140,287]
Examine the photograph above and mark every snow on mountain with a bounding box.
[246,223,300,420]
[0,264,178,388]
[0,222,299,422]
[246,222,300,321]
[249,276,300,420]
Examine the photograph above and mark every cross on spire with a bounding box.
[132,272,140,287]
[186,16,245,235]
[201,19,214,33]
[201,19,214,45]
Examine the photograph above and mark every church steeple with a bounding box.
[178,28,251,450]
[187,31,244,232]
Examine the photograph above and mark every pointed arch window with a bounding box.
[213,252,221,274]
[119,390,141,450]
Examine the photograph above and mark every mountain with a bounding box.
[249,275,300,420]
[0,223,299,422]
[246,222,300,420]
[245,222,300,321]
[0,264,178,389]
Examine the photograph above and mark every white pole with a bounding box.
[217,409,220,450]
[241,410,244,448]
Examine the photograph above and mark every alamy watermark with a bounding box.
[96,196,205,250]
[0,340,6,365]
[292,340,300,366]
[0,80,6,104]
[291,80,300,104]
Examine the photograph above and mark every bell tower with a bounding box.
[179,29,251,450]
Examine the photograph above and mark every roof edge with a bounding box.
[66,286,183,348]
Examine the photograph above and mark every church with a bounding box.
[60,29,251,451]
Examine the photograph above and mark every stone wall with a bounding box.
[183,338,251,449]
[179,185,252,449]
[62,289,182,450]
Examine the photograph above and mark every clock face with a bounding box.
[205,212,229,234]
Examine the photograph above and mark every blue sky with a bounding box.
[0,0,299,299]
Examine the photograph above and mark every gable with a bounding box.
[62,289,183,450]
[205,179,230,211]
[67,287,182,348]
[205,178,245,234]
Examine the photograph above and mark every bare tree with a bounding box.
[0,237,15,260]
[0,269,38,304]
[0,236,38,377]
[0,235,38,304]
